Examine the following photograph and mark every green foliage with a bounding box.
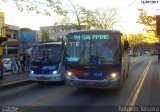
[56,0,120,30]
[3,0,120,31]
[20,27,32,31]
[128,33,146,46]
[63,0,85,30]
[2,0,66,16]
[83,8,120,29]
[54,16,71,25]
[41,30,51,42]
[137,9,157,37]
[128,33,146,56]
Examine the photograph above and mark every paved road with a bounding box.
[0,71,30,88]
[135,56,160,106]
[0,55,159,112]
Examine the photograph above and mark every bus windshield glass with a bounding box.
[66,33,120,66]
[32,44,62,65]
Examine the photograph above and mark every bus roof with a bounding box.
[67,29,121,35]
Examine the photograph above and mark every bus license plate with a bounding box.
[37,76,50,80]
[85,82,96,85]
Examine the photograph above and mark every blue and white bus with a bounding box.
[65,30,130,89]
[30,42,65,83]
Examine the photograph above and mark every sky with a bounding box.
[0,0,160,34]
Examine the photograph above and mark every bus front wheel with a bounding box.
[115,74,124,90]
[126,64,130,77]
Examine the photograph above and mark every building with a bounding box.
[19,30,39,53]
[3,24,19,56]
[40,24,88,41]
[3,24,40,56]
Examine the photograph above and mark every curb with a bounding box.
[0,79,34,89]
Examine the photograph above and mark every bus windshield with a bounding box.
[32,44,62,66]
[66,33,120,66]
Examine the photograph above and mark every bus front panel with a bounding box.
[65,30,124,89]
[30,44,65,82]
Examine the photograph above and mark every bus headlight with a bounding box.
[30,70,34,74]
[107,72,119,81]
[53,70,58,74]
[66,71,76,79]
[67,71,72,76]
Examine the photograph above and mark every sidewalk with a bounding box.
[0,71,31,88]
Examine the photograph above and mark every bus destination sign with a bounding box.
[72,34,110,41]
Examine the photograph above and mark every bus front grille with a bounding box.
[76,76,105,80]
[34,70,52,75]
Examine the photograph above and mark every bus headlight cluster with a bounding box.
[53,70,58,74]
[107,72,119,81]
[66,71,76,79]
[30,70,34,74]
[67,71,72,76]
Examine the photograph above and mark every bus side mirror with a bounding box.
[124,41,129,50]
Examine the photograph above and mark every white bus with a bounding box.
[30,42,65,83]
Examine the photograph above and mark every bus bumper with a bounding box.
[65,78,121,89]
[30,73,65,82]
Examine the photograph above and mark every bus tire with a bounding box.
[126,64,130,77]
[115,73,124,90]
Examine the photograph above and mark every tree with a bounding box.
[63,0,85,30]
[41,30,51,42]
[59,0,120,30]
[2,0,65,15]
[4,0,120,30]
[54,0,89,30]
[63,0,120,29]
[128,33,146,56]
[137,9,159,41]
[80,7,96,29]
[83,8,120,29]
[54,16,71,25]
[20,27,32,31]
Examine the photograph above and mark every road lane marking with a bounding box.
[125,60,152,106]
[18,88,72,112]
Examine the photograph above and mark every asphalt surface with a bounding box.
[0,71,31,89]
[135,56,160,106]
[0,55,159,112]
